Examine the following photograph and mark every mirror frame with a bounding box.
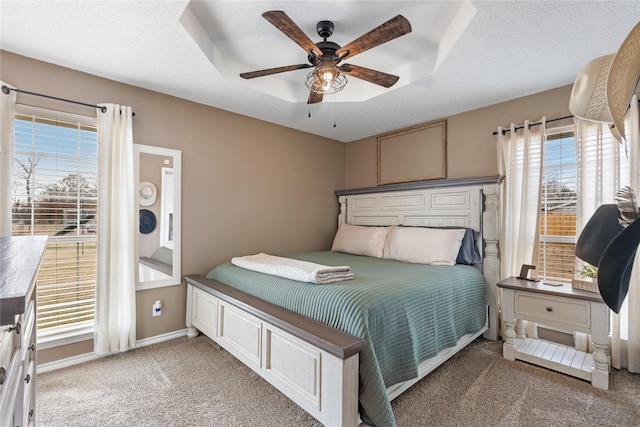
[133,144,182,290]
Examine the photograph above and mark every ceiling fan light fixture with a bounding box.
[306,64,347,94]
[321,70,334,90]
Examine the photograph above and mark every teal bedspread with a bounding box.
[207,251,486,427]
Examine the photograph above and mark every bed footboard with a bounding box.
[185,275,364,427]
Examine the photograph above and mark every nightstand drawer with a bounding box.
[515,292,591,329]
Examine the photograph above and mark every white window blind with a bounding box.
[12,111,98,332]
[538,130,578,283]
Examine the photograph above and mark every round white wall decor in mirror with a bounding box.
[139,181,157,206]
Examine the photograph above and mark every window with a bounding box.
[11,107,98,342]
[537,127,577,283]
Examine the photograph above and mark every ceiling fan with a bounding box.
[240,11,412,104]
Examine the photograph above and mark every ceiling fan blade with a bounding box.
[307,91,324,104]
[240,64,312,79]
[335,15,411,60]
[262,11,323,58]
[340,64,399,88]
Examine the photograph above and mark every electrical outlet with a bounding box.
[152,300,162,317]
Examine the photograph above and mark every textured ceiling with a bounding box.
[1,1,639,142]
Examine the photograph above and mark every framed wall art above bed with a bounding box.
[377,120,447,185]
[185,175,502,427]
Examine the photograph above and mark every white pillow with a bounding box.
[383,226,466,265]
[331,223,390,258]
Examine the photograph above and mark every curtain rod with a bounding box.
[1,85,135,116]
[492,115,573,136]
[493,98,640,136]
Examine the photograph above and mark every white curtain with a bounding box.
[498,119,546,337]
[573,118,626,353]
[574,95,640,372]
[498,119,546,279]
[95,104,136,355]
[0,81,17,237]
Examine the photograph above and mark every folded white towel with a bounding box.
[231,253,354,284]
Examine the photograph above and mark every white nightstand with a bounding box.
[497,276,609,390]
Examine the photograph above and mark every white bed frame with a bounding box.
[185,176,502,427]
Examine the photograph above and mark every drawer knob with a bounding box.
[8,320,22,335]
[0,366,6,385]
[25,373,31,384]
[546,306,553,312]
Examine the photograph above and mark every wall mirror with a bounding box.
[134,144,182,290]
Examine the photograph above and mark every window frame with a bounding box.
[14,104,99,347]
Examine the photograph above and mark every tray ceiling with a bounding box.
[1,1,639,142]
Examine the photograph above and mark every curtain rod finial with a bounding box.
[1,85,11,95]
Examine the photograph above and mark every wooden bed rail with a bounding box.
[184,275,364,359]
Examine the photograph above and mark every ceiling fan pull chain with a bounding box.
[333,93,337,128]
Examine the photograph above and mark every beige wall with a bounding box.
[345,85,574,188]
[1,51,345,363]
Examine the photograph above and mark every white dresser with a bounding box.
[1,236,47,427]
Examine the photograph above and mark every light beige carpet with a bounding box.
[37,336,640,426]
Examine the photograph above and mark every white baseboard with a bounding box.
[37,351,104,374]
[37,328,188,374]
[136,328,188,348]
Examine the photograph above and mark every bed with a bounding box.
[139,246,173,281]
[185,177,502,427]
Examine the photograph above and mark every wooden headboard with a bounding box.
[335,175,502,341]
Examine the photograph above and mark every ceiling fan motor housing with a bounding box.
[308,41,341,65]
[307,21,341,66]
